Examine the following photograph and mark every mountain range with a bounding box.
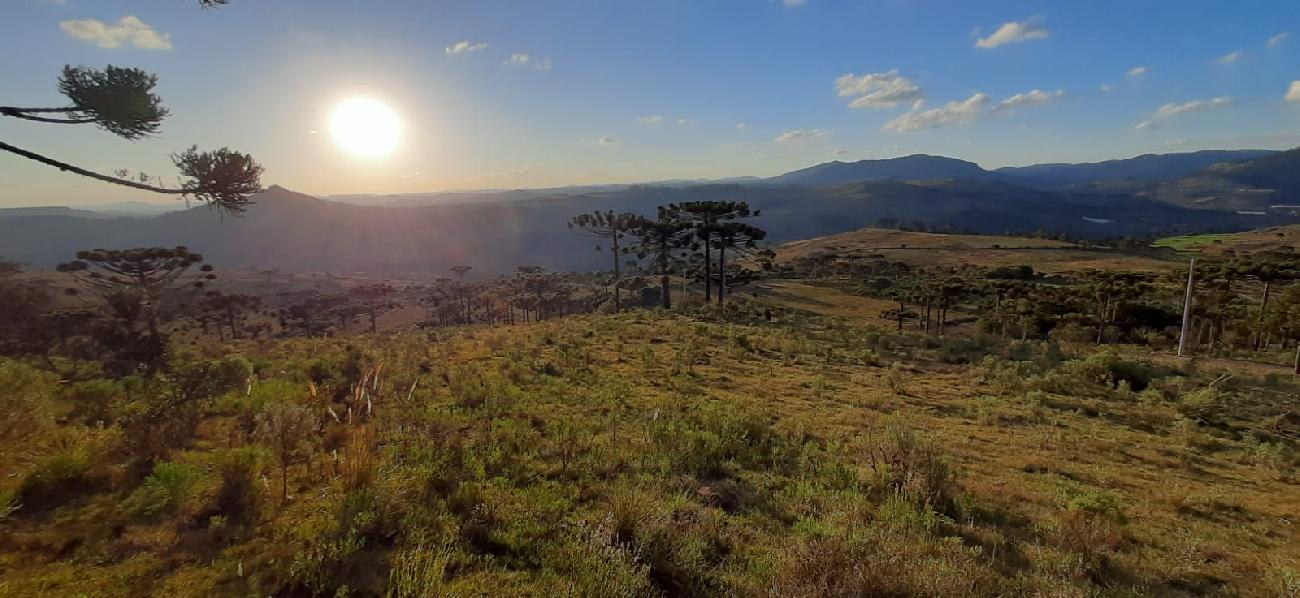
[1,148,1297,275]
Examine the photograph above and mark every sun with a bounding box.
[329,97,401,158]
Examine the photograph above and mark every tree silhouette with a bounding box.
[664,201,759,303]
[627,209,690,309]
[2,66,262,215]
[450,266,473,324]
[57,247,213,337]
[569,211,637,312]
[711,222,767,305]
[197,291,262,341]
[349,284,400,333]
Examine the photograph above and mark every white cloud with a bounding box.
[1268,32,1290,48]
[60,15,171,50]
[735,122,748,131]
[975,18,1049,49]
[1214,50,1243,65]
[990,89,1065,114]
[445,40,488,55]
[834,69,924,109]
[783,0,807,6]
[676,118,692,125]
[1127,66,1148,78]
[774,128,830,142]
[638,115,664,125]
[830,149,849,157]
[883,93,988,133]
[597,136,619,145]
[1135,97,1232,130]
[1287,81,1300,103]
[505,53,550,70]
[1099,84,1113,93]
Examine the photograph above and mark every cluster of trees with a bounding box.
[795,247,1300,369]
[568,200,770,311]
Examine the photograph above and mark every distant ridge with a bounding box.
[996,149,1277,187]
[765,154,991,186]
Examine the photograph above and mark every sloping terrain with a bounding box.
[2,310,1297,595]
[997,149,1276,187]
[774,227,1177,274]
[2,168,1289,275]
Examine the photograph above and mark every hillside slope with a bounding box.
[0,182,1282,274]
[997,149,1276,187]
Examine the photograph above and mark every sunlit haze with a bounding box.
[330,97,401,158]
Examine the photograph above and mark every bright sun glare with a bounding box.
[329,97,401,158]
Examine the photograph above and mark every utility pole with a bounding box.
[1178,257,1196,358]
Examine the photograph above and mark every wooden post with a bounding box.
[1178,257,1195,358]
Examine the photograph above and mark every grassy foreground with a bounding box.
[1,308,1298,596]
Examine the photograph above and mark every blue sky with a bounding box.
[2,0,1298,205]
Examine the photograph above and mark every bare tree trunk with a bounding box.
[1293,338,1299,375]
[718,244,727,305]
[703,235,712,302]
[612,230,621,313]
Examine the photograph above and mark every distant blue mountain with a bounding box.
[995,149,1277,187]
[764,154,992,186]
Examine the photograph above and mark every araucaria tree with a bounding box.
[569,211,637,312]
[664,201,760,302]
[1,64,262,214]
[58,247,214,336]
[627,209,690,309]
[711,222,767,305]
[350,283,401,333]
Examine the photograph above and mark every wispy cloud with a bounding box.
[774,128,830,142]
[1214,50,1243,65]
[883,93,988,133]
[1135,97,1232,130]
[990,89,1065,114]
[1127,66,1148,78]
[975,17,1049,49]
[597,136,619,145]
[505,52,551,70]
[1099,84,1114,93]
[445,40,488,55]
[735,122,748,131]
[675,118,693,126]
[834,69,924,109]
[60,15,171,50]
[638,115,664,125]
[1287,81,1300,103]
[1268,32,1290,48]
[783,0,807,6]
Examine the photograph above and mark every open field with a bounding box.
[776,228,1177,274]
[1,307,1298,596]
[1155,225,1300,257]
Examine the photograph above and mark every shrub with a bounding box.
[214,447,265,525]
[863,418,956,510]
[386,543,455,598]
[126,461,206,520]
[0,488,18,522]
[0,359,56,442]
[65,378,124,425]
[19,445,95,510]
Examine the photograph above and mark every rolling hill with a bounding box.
[763,154,991,186]
[0,180,1281,275]
[996,149,1276,187]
